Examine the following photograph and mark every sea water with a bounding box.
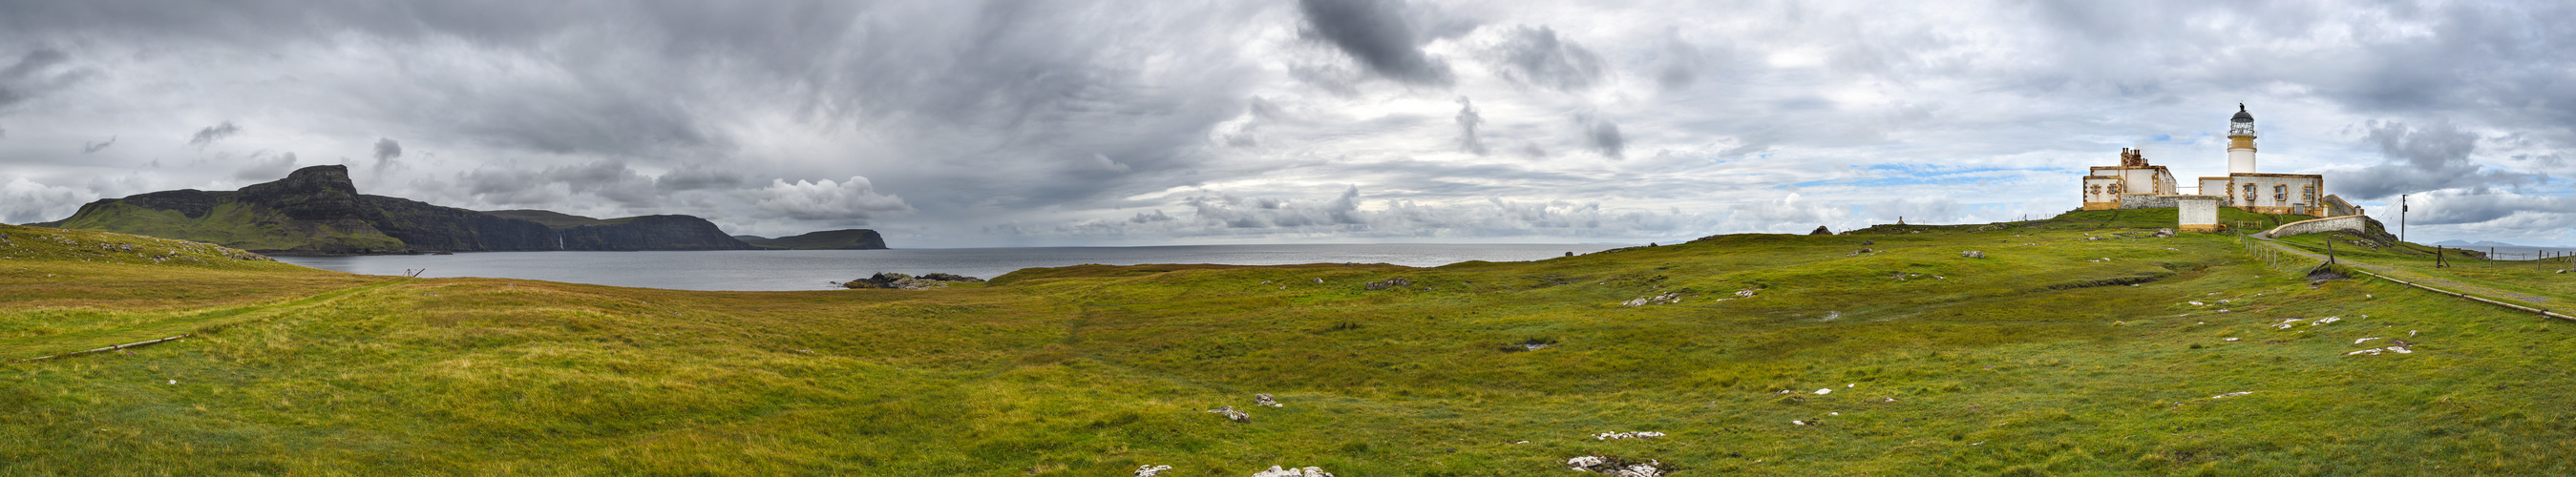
[272,243,1630,291]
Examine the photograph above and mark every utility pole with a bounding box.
[2400,194,2409,243]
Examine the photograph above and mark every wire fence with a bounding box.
[2237,234,2325,274]
[2431,247,2574,272]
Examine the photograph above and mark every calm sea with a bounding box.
[272,243,1630,291]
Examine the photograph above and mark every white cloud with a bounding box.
[1,176,96,224]
[747,176,914,224]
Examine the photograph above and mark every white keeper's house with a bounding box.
[2079,105,2363,232]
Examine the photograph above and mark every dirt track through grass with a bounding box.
[1,280,406,361]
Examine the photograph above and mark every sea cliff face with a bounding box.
[32,165,752,254]
[734,229,888,250]
[357,196,561,252]
[560,216,757,251]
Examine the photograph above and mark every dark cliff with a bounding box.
[740,229,888,250]
[238,165,366,222]
[34,165,755,254]
[484,210,755,251]
[358,196,560,252]
[558,216,757,251]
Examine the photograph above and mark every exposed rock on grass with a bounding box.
[1567,455,1667,476]
[1248,465,1333,477]
[1207,405,1251,424]
[1622,292,1681,307]
[2349,339,2416,356]
[1134,465,1173,476]
[1255,393,1283,407]
[1363,277,1412,291]
[1961,250,1985,259]
[1594,431,1665,440]
[1501,338,1556,352]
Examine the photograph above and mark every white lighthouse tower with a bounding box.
[2227,104,2257,174]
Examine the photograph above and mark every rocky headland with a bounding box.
[32,165,758,254]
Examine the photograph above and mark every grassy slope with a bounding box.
[47,200,407,253]
[8,215,2576,475]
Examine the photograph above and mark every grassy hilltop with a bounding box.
[6,210,2576,475]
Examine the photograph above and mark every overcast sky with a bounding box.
[2,0,2569,247]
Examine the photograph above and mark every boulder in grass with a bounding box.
[1363,277,1412,291]
[1566,455,1667,476]
[1255,393,1283,407]
[1207,405,1251,424]
[1961,250,1986,259]
[1248,466,1333,477]
[1810,225,1833,236]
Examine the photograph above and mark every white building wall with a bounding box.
[2228,148,2256,174]
[2198,177,2232,204]
[2229,175,2323,215]
[2184,195,2226,229]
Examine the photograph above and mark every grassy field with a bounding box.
[38,200,409,253]
[8,212,2576,475]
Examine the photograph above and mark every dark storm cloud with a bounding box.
[188,121,241,148]
[9,0,2576,245]
[1585,119,1622,158]
[79,135,114,154]
[1454,96,1486,155]
[2331,120,2535,199]
[0,48,79,110]
[373,138,402,161]
[1488,26,1603,91]
[653,164,744,193]
[1298,0,1454,86]
[1654,32,1705,91]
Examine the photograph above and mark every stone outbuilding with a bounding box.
[2174,195,2225,233]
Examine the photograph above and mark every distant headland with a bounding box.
[25,165,882,255]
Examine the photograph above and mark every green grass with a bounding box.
[8,218,2576,475]
[46,200,407,253]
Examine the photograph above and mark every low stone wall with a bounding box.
[2119,194,2178,210]
[2260,215,2372,238]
